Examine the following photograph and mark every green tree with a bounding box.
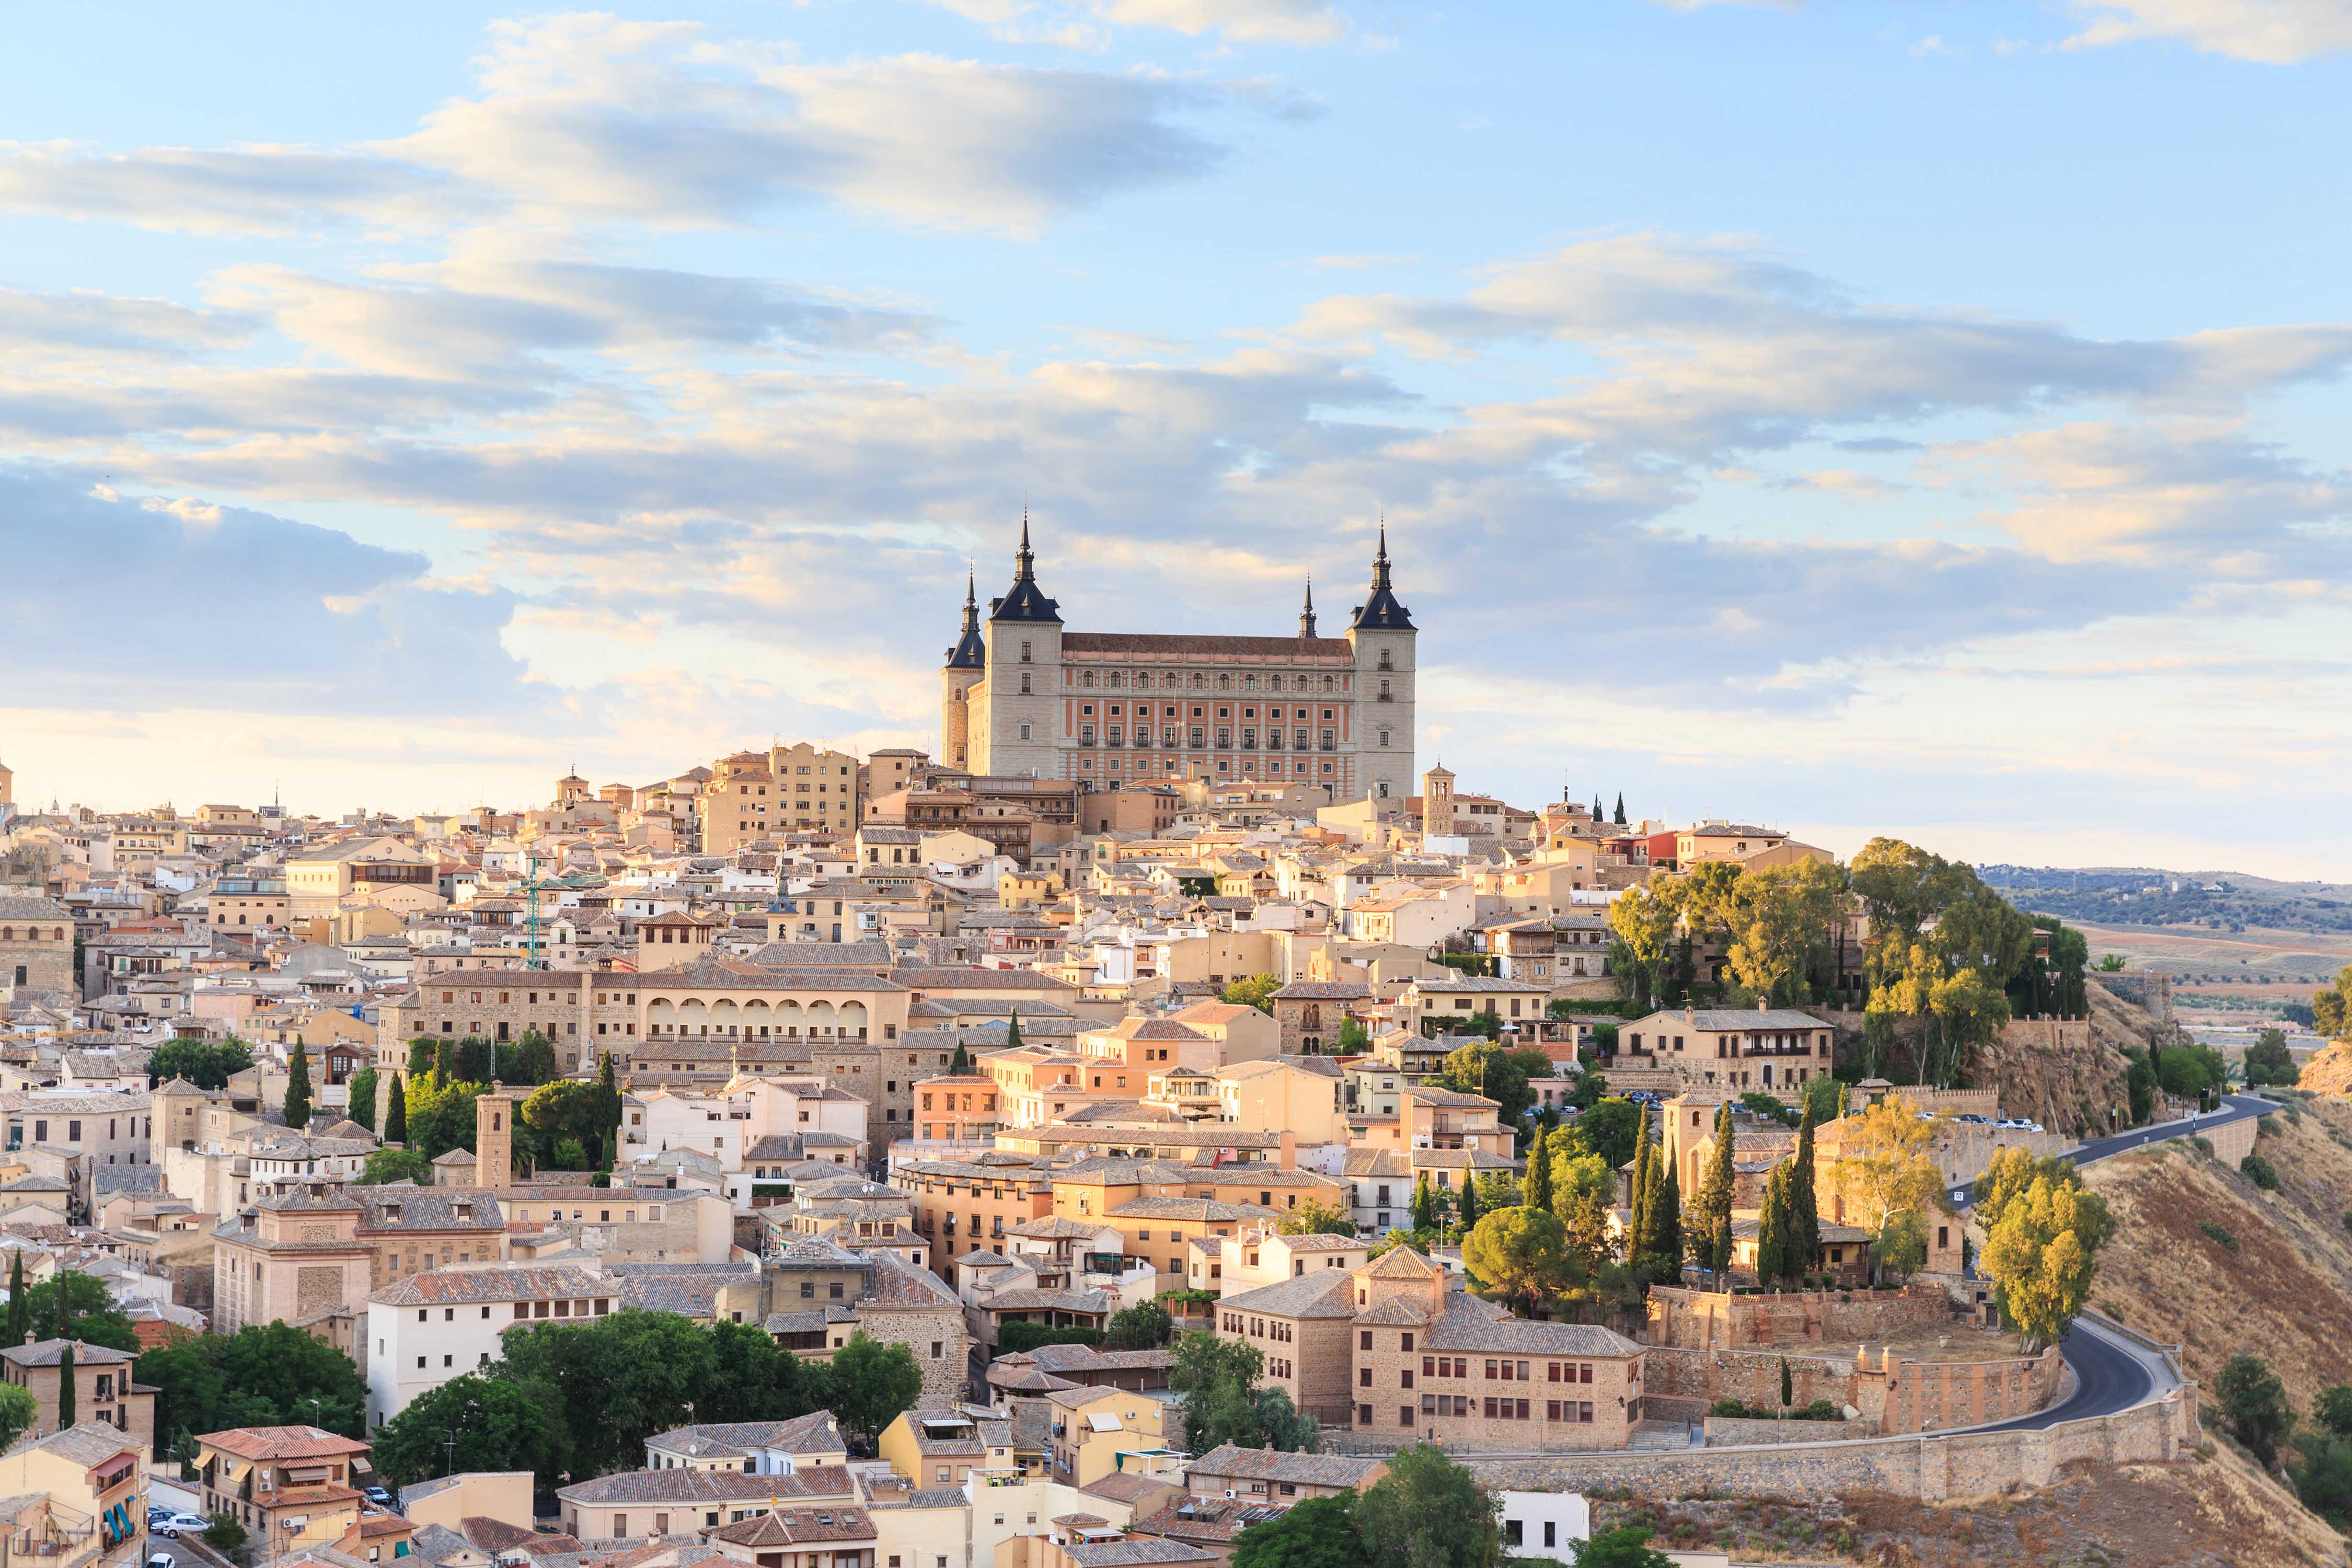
[282,1042,313,1129]
[0,1385,34,1450]
[2316,1385,2352,1439]
[1232,1494,1361,1568]
[1337,1017,1371,1054]
[2292,1432,2352,1528]
[1221,974,1283,1015]
[503,1029,559,1086]
[27,1272,139,1353]
[1352,1444,1499,1568]
[594,1051,624,1170]
[1104,1301,1174,1350]
[1173,1332,1317,1452]
[357,1147,434,1185]
[1607,881,1679,1007]
[1276,1200,1358,1238]
[1462,1212,1571,1315]
[5,1253,26,1347]
[217,1321,369,1434]
[950,1042,972,1075]
[1979,1173,2114,1349]
[1437,1042,1553,1136]
[1455,1173,1482,1235]
[146,1037,253,1091]
[1780,1356,1793,1408]
[2218,1353,2293,1467]
[827,1332,924,1444]
[1689,1101,1736,1276]
[1612,793,1626,826]
[1566,1525,1674,1568]
[385,1071,409,1144]
[2315,971,2352,1038]
[55,1343,72,1426]
[1412,1173,1436,1233]
[345,1067,378,1132]
[1724,860,1851,1005]
[372,1374,561,1487]
[2244,1029,2299,1088]
[403,1071,484,1160]
[1789,1100,1820,1278]
[1872,1208,1927,1283]
[1754,1162,1791,1286]
[1570,1098,1643,1171]
[203,1516,248,1555]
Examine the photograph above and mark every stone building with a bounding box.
[942,522,1417,803]
[0,1340,153,1448]
[0,889,75,994]
[1215,1247,1645,1449]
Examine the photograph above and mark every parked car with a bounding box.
[147,1553,177,1568]
[153,1514,208,1539]
[363,1486,394,1508]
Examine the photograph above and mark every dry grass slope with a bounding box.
[2299,1041,2352,1098]
[2083,1095,2352,1420]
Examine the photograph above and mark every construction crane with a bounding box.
[524,848,548,971]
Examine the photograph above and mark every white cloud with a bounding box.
[0,15,1286,238]
[2064,0,2352,62]
[923,0,1347,45]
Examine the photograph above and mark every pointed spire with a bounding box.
[960,563,979,635]
[1370,514,1393,592]
[1014,509,1035,583]
[1298,578,1318,639]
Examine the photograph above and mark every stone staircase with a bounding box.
[1625,1419,1698,1451]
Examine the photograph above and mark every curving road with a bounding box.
[1971,1316,2158,1432]
[2067,1091,2275,1166]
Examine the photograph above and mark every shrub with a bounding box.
[2189,1136,2213,1156]
[2201,1221,2239,1252]
[203,1515,248,1553]
[1709,1398,1749,1417]
[2341,1209,2352,1234]
[2242,1153,2281,1191]
[1800,1399,1840,1420]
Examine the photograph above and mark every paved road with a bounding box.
[2067,1091,2275,1166]
[1947,1091,2277,1209]
[1971,1316,2158,1432]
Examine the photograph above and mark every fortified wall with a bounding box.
[1646,1285,1952,1351]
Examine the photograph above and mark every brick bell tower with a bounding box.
[475,1083,520,1189]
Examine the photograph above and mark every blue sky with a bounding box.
[4,0,2348,877]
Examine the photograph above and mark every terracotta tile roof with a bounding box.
[197,1425,372,1460]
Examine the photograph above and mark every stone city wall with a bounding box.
[1646,1285,1952,1351]
[1462,1386,2198,1504]
[1644,1346,1858,1412]
[1702,1414,1874,1446]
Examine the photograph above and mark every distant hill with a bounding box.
[1981,864,2352,936]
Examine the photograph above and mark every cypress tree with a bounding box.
[1592,793,1605,820]
[1780,1356,1793,1408]
[434,1037,455,1081]
[596,1051,620,1171]
[1755,1163,1789,1287]
[1458,1174,1482,1235]
[1613,793,1627,826]
[1412,1172,1435,1232]
[1694,1101,1737,1277]
[5,1253,24,1346]
[950,1041,972,1075]
[1791,1101,1821,1286]
[385,1073,409,1145]
[1003,1005,1023,1052]
[56,1343,73,1427]
[283,1042,313,1130]
[1628,1105,1653,1243]
[1661,1161,1683,1271]
[1523,1122,1554,1214]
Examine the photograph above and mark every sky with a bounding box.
[3,0,2349,879]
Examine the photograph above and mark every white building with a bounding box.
[1495,1491,1592,1561]
[630,1074,871,1206]
[365,1265,610,1427]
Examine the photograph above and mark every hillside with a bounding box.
[1982,864,2352,938]
[2301,1042,2352,1097]
[2083,1096,2352,1421]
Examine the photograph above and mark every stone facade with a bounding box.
[1645,1286,1952,1351]
[945,524,1417,804]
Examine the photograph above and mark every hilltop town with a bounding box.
[0,537,2345,1568]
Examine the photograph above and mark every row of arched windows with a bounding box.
[1078,670,1343,692]
[0,928,65,942]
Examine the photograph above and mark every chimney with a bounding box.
[1684,1004,1696,1024]
[1757,998,1769,1013]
